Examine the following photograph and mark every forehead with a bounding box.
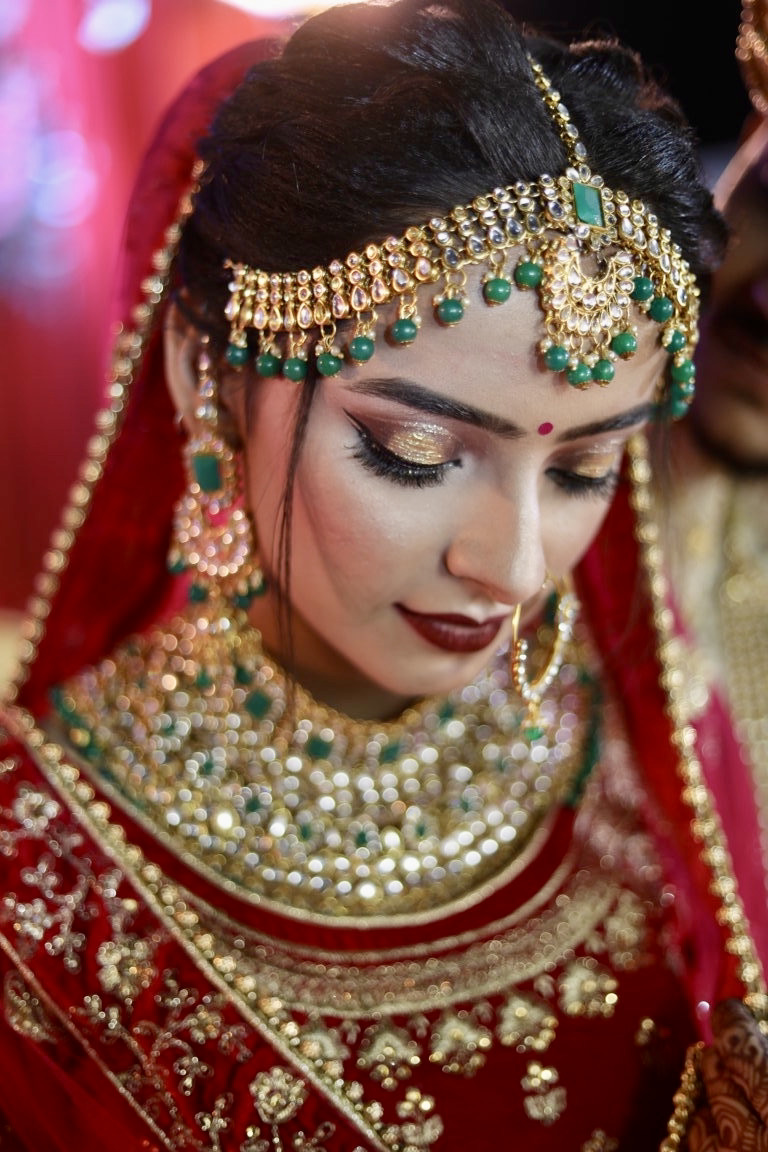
[340,267,664,428]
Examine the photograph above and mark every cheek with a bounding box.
[291,448,447,587]
[544,497,612,573]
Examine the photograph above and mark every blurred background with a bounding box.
[0,0,751,683]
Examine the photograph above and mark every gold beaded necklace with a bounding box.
[52,600,601,922]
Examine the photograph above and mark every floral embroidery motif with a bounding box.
[428,1008,493,1076]
[521,1062,567,1125]
[497,993,557,1052]
[3,971,57,1043]
[96,934,158,1003]
[357,1023,420,1088]
[581,1130,618,1151]
[558,959,618,1017]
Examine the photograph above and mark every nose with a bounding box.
[444,483,547,608]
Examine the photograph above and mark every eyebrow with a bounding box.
[345,377,655,441]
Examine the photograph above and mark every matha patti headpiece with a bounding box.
[223,58,699,420]
[737,0,768,116]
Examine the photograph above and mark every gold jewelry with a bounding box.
[169,339,265,604]
[52,597,599,921]
[222,59,699,419]
[511,576,580,738]
[738,0,768,115]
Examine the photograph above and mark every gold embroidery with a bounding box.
[497,993,557,1052]
[357,1024,420,1089]
[428,1008,492,1076]
[558,959,618,1017]
[3,970,57,1043]
[96,934,157,1003]
[521,1062,567,1125]
[581,1130,618,1151]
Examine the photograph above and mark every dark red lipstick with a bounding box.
[396,605,507,653]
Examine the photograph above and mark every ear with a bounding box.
[164,304,200,435]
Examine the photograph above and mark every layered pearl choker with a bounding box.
[52,601,600,921]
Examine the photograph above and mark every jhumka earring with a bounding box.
[511,576,580,739]
[169,338,265,607]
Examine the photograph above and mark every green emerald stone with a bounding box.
[544,344,569,372]
[671,358,695,383]
[514,260,543,289]
[483,277,512,304]
[355,830,369,847]
[298,821,313,840]
[631,276,654,302]
[233,589,257,611]
[168,555,186,575]
[225,342,249,367]
[592,359,615,383]
[390,317,418,345]
[195,670,213,689]
[572,181,604,228]
[188,584,208,603]
[666,396,691,421]
[235,664,253,685]
[348,335,375,363]
[436,298,464,325]
[523,725,544,742]
[201,757,215,776]
[282,357,308,381]
[665,329,686,353]
[192,452,222,494]
[256,352,281,377]
[244,689,272,719]
[438,701,454,722]
[245,796,262,813]
[567,362,592,387]
[379,740,402,764]
[306,734,333,759]
[316,352,344,377]
[649,296,674,323]
[610,330,638,359]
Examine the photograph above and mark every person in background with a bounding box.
[1,1,767,1148]
[662,0,768,964]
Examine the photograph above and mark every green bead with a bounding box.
[282,356,308,381]
[483,277,512,304]
[379,740,402,764]
[665,329,686,353]
[649,295,674,323]
[225,342,249,367]
[671,358,695,383]
[195,670,213,689]
[514,260,543,289]
[667,397,691,421]
[544,345,569,372]
[168,555,186,575]
[306,734,333,759]
[235,665,253,685]
[316,352,344,377]
[390,317,419,345]
[255,352,281,377]
[610,330,638,359]
[592,359,615,383]
[348,335,375,363]
[245,689,272,719]
[436,297,464,325]
[631,276,654,302]
[188,584,208,603]
[567,362,592,387]
[523,725,544,743]
[192,452,221,494]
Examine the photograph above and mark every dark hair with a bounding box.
[174,0,725,631]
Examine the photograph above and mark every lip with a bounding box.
[396,605,508,653]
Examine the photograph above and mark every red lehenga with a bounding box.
[0,41,765,1152]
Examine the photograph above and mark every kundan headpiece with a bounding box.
[223,59,699,419]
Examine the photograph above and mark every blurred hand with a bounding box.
[687,999,768,1150]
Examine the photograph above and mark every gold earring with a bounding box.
[169,338,265,606]
[511,575,580,738]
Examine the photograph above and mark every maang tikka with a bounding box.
[221,59,699,421]
[169,338,266,606]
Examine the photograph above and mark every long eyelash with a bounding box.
[347,415,456,489]
[548,468,620,500]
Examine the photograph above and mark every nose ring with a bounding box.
[510,574,580,737]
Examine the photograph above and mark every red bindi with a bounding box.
[537,421,554,436]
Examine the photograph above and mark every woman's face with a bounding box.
[236,273,664,715]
